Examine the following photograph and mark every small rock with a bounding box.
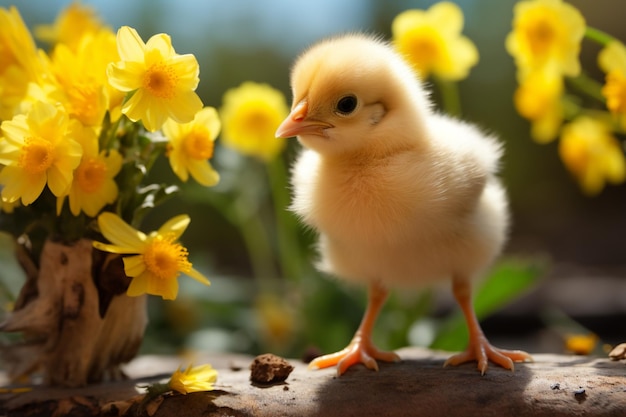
[574,387,587,403]
[550,383,560,390]
[250,353,294,384]
[229,361,244,372]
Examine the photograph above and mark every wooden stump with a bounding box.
[1,347,625,416]
[0,239,147,387]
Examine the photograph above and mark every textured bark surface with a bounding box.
[0,239,147,387]
[1,347,625,416]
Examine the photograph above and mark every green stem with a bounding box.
[585,27,615,46]
[101,114,124,151]
[200,174,279,290]
[236,209,278,290]
[266,156,303,283]
[433,76,462,117]
[143,141,167,173]
[566,72,606,103]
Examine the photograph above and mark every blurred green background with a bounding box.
[1,0,625,360]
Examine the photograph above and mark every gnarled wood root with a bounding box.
[0,239,147,387]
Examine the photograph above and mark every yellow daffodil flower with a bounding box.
[163,107,220,186]
[0,6,41,80]
[598,41,626,128]
[107,26,203,132]
[34,2,104,51]
[92,212,210,300]
[0,6,43,120]
[506,0,585,77]
[0,101,82,205]
[169,364,218,394]
[255,293,295,348]
[514,69,563,143]
[564,333,598,355]
[559,116,626,195]
[391,2,478,81]
[48,28,123,126]
[63,124,122,217]
[219,81,288,161]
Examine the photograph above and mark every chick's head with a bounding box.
[276,34,431,156]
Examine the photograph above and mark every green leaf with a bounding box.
[430,258,546,352]
[132,184,180,226]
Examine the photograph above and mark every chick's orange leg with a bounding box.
[309,282,400,375]
[444,277,533,375]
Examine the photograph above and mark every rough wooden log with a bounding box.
[1,347,625,416]
[0,239,147,386]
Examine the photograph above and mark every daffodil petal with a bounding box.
[195,107,221,140]
[599,41,626,74]
[126,271,149,297]
[97,212,147,248]
[121,89,148,123]
[0,168,46,206]
[186,267,211,286]
[167,91,203,124]
[429,1,464,36]
[116,26,146,62]
[162,117,184,141]
[169,152,190,182]
[0,148,20,166]
[92,241,141,254]
[157,214,190,238]
[187,159,219,186]
[145,33,175,61]
[1,117,29,145]
[147,273,179,300]
[47,161,74,197]
[170,54,200,89]
[123,254,147,277]
[107,61,145,92]
[169,364,217,394]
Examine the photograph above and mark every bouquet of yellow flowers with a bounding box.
[506,0,626,195]
[0,4,220,386]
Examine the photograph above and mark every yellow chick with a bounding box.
[276,34,532,375]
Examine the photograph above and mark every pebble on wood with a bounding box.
[249,353,295,384]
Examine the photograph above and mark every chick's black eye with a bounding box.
[336,95,358,115]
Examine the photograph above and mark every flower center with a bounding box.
[241,106,275,136]
[18,136,55,174]
[182,127,214,160]
[75,156,106,193]
[66,83,104,126]
[399,27,444,76]
[143,235,191,281]
[525,15,556,56]
[143,62,177,99]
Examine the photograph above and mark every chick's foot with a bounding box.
[448,277,533,375]
[309,331,401,376]
[443,334,533,375]
[309,281,400,376]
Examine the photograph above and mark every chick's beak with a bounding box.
[275,100,333,138]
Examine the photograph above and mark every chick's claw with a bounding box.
[309,336,401,376]
[444,338,533,375]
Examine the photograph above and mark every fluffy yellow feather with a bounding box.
[276,34,532,375]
